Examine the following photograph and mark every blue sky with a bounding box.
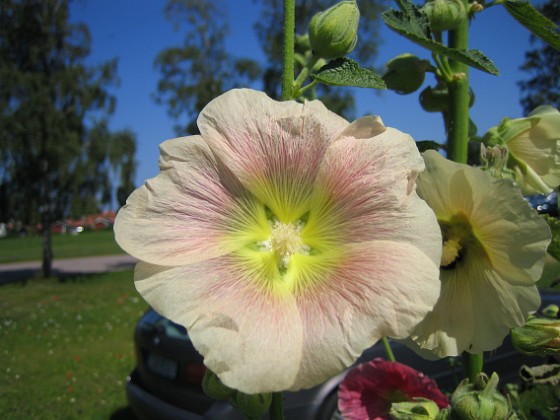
[69,0,540,190]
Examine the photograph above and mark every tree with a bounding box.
[0,0,137,277]
[253,0,386,118]
[518,0,560,114]
[154,0,261,135]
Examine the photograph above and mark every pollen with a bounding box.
[259,220,310,272]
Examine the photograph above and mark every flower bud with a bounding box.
[202,369,236,400]
[419,84,449,113]
[511,315,560,357]
[542,304,559,319]
[422,0,467,32]
[450,373,512,420]
[420,84,475,113]
[231,391,272,419]
[309,1,359,59]
[389,398,442,419]
[383,54,430,95]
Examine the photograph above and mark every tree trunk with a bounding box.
[42,220,53,278]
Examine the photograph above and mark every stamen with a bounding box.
[258,220,310,271]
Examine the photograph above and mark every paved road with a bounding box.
[0,254,137,284]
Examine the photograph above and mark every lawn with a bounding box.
[0,229,125,264]
[0,270,146,419]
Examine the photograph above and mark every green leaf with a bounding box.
[503,0,560,51]
[382,1,499,75]
[311,58,386,89]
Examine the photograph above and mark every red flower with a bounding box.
[338,358,449,420]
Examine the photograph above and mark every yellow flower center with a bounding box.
[260,220,310,272]
[439,213,476,269]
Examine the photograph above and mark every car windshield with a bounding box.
[139,309,190,340]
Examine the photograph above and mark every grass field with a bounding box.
[0,270,146,419]
[0,229,125,264]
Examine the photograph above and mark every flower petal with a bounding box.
[339,358,449,420]
[411,247,541,356]
[287,240,440,389]
[134,258,304,394]
[304,122,441,266]
[115,136,268,266]
[197,89,349,221]
[134,237,440,393]
[412,151,548,356]
[507,106,560,188]
[420,151,550,285]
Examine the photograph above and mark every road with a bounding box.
[0,254,137,284]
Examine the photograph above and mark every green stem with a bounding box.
[281,0,296,100]
[269,392,285,420]
[293,55,321,95]
[298,79,319,96]
[446,0,470,164]
[382,337,396,362]
[462,352,483,383]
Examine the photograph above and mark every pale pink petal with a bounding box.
[134,238,439,393]
[197,89,349,221]
[134,257,304,394]
[304,123,441,266]
[115,136,268,266]
[288,240,440,389]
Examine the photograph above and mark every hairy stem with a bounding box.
[446,0,470,164]
[281,0,296,100]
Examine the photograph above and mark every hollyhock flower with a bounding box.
[482,105,560,194]
[338,358,449,420]
[408,151,550,358]
[114,89,442,394]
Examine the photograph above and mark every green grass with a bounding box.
[0,270,147,419]
[0,229,125,264]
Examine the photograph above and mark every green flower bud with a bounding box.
[420,84,475,113]
[201,369,236,400]
[450,373,512,420]
[390,398,442,419]
[422,0,467,32]
[543,304,559,319]
[383,54,430,95]
[309,1,360,59]
[232,391,272,419]
[419,84,449,113]
[511,315,560,357]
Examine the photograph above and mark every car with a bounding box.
[526,192,558,217]
[125,289,559,420]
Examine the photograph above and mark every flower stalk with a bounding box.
[382,337,396,362]
[270,392,285,420]
[446,0,470,165]
[448,1,483,380]
[282,0,296,100]
[462,352,484,383]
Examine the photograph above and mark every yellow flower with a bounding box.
[409,151,550,357]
